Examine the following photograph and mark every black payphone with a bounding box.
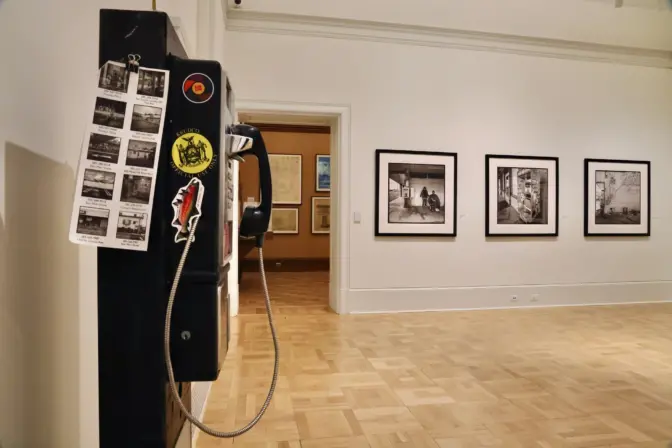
[94,9,277,447]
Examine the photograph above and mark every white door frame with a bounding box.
[235,99,351,314]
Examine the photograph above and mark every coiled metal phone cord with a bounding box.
[164,215,280,438]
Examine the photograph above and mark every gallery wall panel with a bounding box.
[226,30,672,302]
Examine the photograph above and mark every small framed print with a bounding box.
[316,154,331,192]
[270,208,299,234]
[485,155,559,237]
[584,158,650,237]
[312,197,330,234]
[375,149,457,237]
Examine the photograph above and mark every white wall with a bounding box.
[224,23,672,312]
[226,0,672,50]
[0,1,220,447]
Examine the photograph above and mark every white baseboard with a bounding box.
[191,381,213,445]
[346,281,672,314]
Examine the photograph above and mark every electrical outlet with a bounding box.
[511,295,518,302]
[531,294,540,302]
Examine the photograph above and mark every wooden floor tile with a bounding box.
[195,272,672,448]
[353,407,424,435]
[300,435,371,448]
[295,409,363,439]
[367,430,440,447]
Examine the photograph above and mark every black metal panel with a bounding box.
[96,9,205,448]
[163,57,226,381]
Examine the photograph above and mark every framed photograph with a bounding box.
[269,154,302,204]
[375,149,457,237]
[316,155,331,192]
[270,208,299,234]
[584,158,650,236]
[485,155,559,237]
[312,197,330,234]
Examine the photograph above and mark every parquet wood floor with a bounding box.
[197,271,672,447]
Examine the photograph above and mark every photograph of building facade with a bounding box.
[126,140,157,168]
[76,207,110,236]
[116,212,148,240]
[496,167,549,225]
[594,170,641,225]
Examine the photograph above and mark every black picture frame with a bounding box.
[485,154,559,237]
[583,158,651,237]
[375,149,458,237]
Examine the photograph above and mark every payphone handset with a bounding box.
[229,124,273,247]
[164,124,278,439]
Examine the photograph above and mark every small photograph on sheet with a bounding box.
[125,139,157,168]
[120,174,152,205]
[76,207,110,238]
[116,212,148,241]
[87,133,122,164]
[81,168,116,201]
[93,97,127,130]
[98,61,130,94]
[131,104,162,134]
[137,69,166,99]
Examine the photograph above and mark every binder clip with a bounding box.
[126,54,141,73]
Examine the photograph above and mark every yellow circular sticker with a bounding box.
[171,132,213,175]
[192,82,205,95]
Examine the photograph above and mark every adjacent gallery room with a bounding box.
[237,120,332,315]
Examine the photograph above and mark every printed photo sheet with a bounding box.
[68,61,170,251]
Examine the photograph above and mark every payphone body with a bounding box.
[97,9,234,447]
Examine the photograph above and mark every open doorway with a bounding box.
[236,118,333,315]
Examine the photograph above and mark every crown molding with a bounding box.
[226,10,672,69]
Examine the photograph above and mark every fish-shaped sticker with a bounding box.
[171,177,205,243]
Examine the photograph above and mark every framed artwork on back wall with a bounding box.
[315,154,331,192]
[485,154,559,237]
[584,158,650,237]
[270,208,299,234]
[269,154,302,205]
[375,149,458,237]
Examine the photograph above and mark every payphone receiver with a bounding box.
[229,123,272,248]
[164,124,279,439]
